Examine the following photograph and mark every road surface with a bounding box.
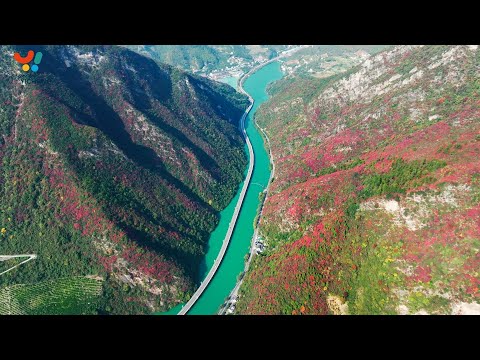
[178,46,306,315]
[177,92,255,315]
[0,254,37,276]
[217,47,306,315]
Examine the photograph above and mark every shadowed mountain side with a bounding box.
[0,44,249,314]
[38,52,213,211]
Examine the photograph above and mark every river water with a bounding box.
[159,61,283,315]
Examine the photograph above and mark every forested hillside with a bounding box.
[237,45,480,315]
[0,45,249,314]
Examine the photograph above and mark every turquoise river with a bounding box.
[159,61,283,315]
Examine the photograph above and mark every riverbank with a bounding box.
[177,83,255,315]
[190,62,283,315]
[218,62,285,315]
[159,58,286,316]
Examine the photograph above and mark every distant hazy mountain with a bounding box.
[278,45,389,79]
[125,45,389,86]
[0,45,249,314]
[125,45,291,74]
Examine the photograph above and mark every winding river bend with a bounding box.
[159,61,283,315]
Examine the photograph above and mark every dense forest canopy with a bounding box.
[0,45,249,314]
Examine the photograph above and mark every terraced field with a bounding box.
[0,276,103,315]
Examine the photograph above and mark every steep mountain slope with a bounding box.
[237,45,480,315]
[0,45,249,314]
